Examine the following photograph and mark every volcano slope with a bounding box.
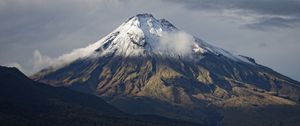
[32,14,300,126]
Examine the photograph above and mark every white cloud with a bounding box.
[158,31,195,56]
[33,50,55,71]
[32,41,101,71]
[53,41,100,66]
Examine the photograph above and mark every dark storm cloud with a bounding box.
[164,0,300,29]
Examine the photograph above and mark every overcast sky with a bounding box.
[0,0,300,81]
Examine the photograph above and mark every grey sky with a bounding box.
[0,0,299,81]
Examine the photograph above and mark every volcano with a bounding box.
[32,14,300,125]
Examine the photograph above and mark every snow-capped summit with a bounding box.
[46,13,255,69]
[94,13,183,57]
[90,13,254,63]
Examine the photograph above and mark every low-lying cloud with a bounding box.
[158,31,195,56]
[33,41,100,71]
[33,50,55,71]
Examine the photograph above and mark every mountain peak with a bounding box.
[128,13,176,29]
[39,14,256,70]
[94,13,185,57]
[135,13,154,18]
[92,14,254,63]
[31,14,300,126]
[123,13,177,31]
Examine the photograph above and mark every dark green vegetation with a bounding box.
[0,66,202,126]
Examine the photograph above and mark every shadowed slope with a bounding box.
[0,66,202,126]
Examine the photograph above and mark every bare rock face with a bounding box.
[32,14,300,125]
